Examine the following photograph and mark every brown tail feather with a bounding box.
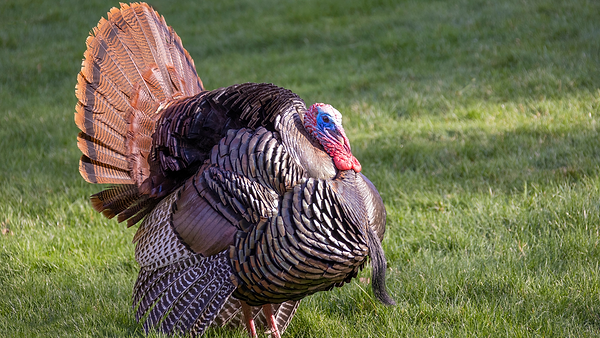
[89,185,157,227]
[117,196,155,227]
[77,132,129,171]
[90,185,140,217]
[76,2,204,223]
[79,156,132,184]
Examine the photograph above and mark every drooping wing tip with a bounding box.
[366,226,396,306]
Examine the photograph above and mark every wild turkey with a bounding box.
[75,2,394,337]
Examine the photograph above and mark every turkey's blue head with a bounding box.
[305,103,362,173]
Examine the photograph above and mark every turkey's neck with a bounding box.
[277,107,337,180]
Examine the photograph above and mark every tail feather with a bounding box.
[89,184,155,226]
[90,185,139,217]
[76,67,132,113]
[167,39,204,97]
[74,88,129,139]
[75,105,128,157]
[76,2,204,223]
[79,156,132,184]
[107,6,167,104]
[116,197,155,227]
[77,132,129,171]
[125,4,192,100]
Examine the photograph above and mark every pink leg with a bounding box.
[262,304,281,338]
[241,301,257,338]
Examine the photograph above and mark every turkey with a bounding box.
[75,2,394,337]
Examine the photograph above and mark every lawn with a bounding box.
[1,0,600,337]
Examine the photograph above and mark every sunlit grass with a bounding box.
[1,0,600,337]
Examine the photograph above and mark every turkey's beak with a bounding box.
[332,130,345,147]
[328,127,351,152]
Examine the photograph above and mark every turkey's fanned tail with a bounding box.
[75,2,203,224]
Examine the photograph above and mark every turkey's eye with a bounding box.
[322,116,330,123]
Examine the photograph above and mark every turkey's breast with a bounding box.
[193,125,383,305]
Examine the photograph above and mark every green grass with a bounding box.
[1,0,600,336]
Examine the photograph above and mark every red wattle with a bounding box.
[351,156,362,173]
[333,154,362,173]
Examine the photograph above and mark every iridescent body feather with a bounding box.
[75,3,394,337]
